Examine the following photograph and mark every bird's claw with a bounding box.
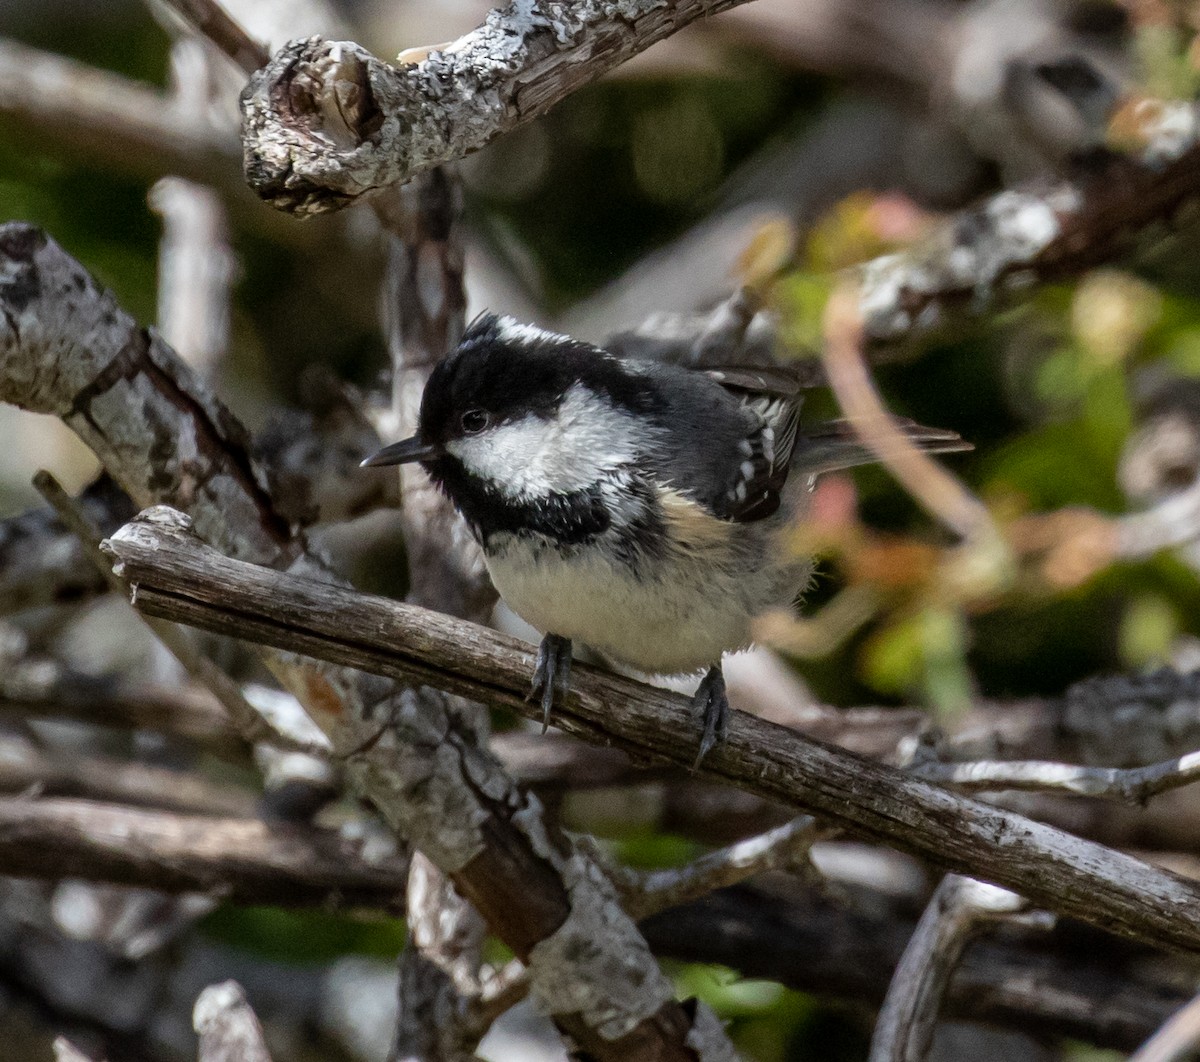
[691,665,729,768]
[528,634,572,732]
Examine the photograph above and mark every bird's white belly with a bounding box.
[484,535,756,675]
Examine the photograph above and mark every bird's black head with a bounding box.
[361,314,665,538]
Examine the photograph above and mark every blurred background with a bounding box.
[3,0,1200,1059]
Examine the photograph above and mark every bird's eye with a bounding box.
[460,409,490,434]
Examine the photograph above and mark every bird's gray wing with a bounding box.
[699,367,803,522]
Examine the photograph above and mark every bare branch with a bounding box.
[911,749,1200,803]
[869,875,1034,1061]
[619,816,824,919]
[151,0,269,74]
[241,0,763,216]
[193,981,273,1062]
[0,737,255,816]
[0,795,408,908]
[104,505,1200,956]
[857,102,1200,344]
[375,168,492,621]
[822,282,997,544]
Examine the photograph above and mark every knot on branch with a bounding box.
[241,37,394,216]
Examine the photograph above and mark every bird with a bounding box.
[362,313,969,765]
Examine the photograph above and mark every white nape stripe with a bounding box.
[445,383,643,498]
[493,315,574,347]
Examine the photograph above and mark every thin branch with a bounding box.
[148,174,235,378]
[822,281,998,546]
[869,874,1035,1061]
[911,749,1200,802]
[1131,988,1200,1062]
[0,474,131,616]
[240,0,763,215]
[0,795,408,908]
[0,736,255,817]
[103,505,1200,956]
[150,0,269,74]
[618,815,824,919]
[193,981,273,1062]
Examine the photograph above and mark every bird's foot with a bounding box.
[690,665,729,768]
[528,633,572,732]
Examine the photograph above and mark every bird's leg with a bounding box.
[528,633,573,732]
[691,664,730,768]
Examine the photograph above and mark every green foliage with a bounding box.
[668,962,868,1062]
[200,907,407,965]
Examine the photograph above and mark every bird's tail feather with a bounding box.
[795,418,971,476]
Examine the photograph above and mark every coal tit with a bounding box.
[363,313,967,764]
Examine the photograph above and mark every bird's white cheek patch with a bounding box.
[446,386,643,498]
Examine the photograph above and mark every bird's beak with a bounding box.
[360,436,441,467]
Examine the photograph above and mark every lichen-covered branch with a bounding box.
[858,102,1200,343]
[104,505,1200,956]
[0,223,732,1062]
[240,0,761,216]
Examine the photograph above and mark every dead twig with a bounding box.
[911,749,1200,803]
[617,815,825,919]
[869,874,1042,1061]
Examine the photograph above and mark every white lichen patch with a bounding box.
[858,177,1091,341]
[964,189,1061,291]
[1137,100,1200,168]
[345,691,492,873]
[518,802,675,1040]
[857,253,914,339]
